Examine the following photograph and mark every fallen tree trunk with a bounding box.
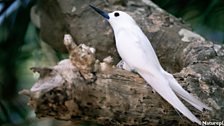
[21,0,224,125]
[19,35,206,125]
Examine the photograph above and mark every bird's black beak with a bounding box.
[89,5,110,19]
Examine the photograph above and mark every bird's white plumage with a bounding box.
[97,10,211,125]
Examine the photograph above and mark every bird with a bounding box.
[90,5,211,125]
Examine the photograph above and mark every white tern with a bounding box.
[90,5,211,125]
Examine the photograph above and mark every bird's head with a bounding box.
[90,5,136,30]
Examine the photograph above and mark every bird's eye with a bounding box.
[114,12,119,17]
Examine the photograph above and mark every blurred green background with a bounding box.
[152,0,224,43]
[0,0,223,126]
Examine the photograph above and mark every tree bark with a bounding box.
[21,0,224,125]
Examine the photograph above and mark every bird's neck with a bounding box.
[110,23,139,35]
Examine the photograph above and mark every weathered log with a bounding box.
[21,0,224,125]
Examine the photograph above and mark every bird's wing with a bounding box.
[116,29,201,125]
[115,28,162,71]
[162,71,212,111]
[134,29,212,112]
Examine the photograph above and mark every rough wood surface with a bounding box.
[21,0,224,125]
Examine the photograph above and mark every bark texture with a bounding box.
[21,0,224,125]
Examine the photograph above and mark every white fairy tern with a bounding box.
[90,5,211,125]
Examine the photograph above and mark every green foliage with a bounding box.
[0,0,38,125]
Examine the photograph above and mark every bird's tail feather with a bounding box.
[163,71,212,111]
[139,71,201,125]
